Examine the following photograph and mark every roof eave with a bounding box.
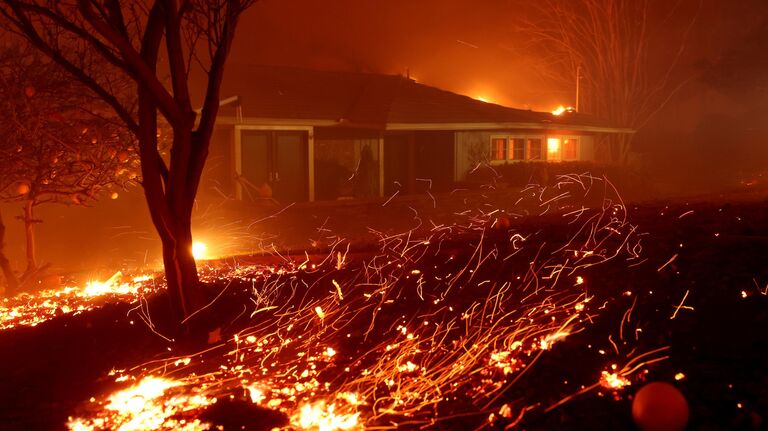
[216,116,635,134]
[384,122,635,133]
[216,116,338,127]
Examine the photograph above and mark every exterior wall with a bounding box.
[580,135,595,161]
[231,124,314,202]
[314,128,380,200]
[199,126,236,199]
[226,121,606,201]
[454,131,492,182]
[413,131,455,193]
[383,131,454,195]
[454,130,598,181]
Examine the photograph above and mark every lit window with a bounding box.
[527,138,542,160]
[490,137,507,161]
[511,138,525,161]
[547,138,561,161]
[563,138,578,160]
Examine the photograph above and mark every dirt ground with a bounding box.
[1,182,768,430]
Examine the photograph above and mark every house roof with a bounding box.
[213,65,631,133]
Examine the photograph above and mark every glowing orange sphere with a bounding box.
[16,182,30,195]
[494,216,511,230]
[632,382,689,431]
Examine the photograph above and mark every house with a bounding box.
[205,65,632,203]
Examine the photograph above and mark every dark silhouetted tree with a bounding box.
[0,45,136,295]
[0,0,256,327]
[513,0,701,163]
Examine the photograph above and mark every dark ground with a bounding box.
[1,187,768,431]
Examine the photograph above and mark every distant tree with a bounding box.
[703,20,768,110]
[0,46,137,294]
[513,0,701,163]
[0,0,256,328]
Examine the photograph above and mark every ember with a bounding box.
[0,272,156,330]
[64,174,656,430]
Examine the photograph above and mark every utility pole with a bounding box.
[575,65,582,112]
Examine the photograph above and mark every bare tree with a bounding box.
[0,211,15,295]
[0,45,136,294]
[0,0,255,326]
[513,0,701,163]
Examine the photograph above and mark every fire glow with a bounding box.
[0,272,155,330]
[52,174,660,430]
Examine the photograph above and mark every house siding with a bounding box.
[314,128,380,200]
[454,131,598,181]
[200,126,236,198]
[454,131,489,182]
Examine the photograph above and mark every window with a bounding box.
[511,138,525,161]
[527,138,542,160]
[563,138,578,160]
[488,135,577,162]
[547,138,561,161]
[490,137,507,161]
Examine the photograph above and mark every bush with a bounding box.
[465,162,656,200]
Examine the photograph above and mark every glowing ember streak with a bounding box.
[66,173,648,431]
[539,331,570,350]
[332,279,343,300]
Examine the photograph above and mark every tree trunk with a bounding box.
[134,12,207,330]
[22,200,37,274]
[0,209,19,295]
[158,217,206,326]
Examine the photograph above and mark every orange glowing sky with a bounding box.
[224,0,768,111]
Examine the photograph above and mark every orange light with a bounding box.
[192,242,207,260]
[547,138,561,154]
[551,105,575,116]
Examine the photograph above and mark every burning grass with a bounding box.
[48,173,671,431]
[0,272,157,330]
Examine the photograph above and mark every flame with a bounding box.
[293,400,361,431]
[1,272,154,330]
[191,242,208,260]
[68,376,214,431]
[83,272,126,296]
[547,137,561,154]
[247,384,266,404]
[551,105,575,116]
[599,370,631,390]
[105,377,180,414]
[60,173,652,431]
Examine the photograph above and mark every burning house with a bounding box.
[206,65,632,203]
